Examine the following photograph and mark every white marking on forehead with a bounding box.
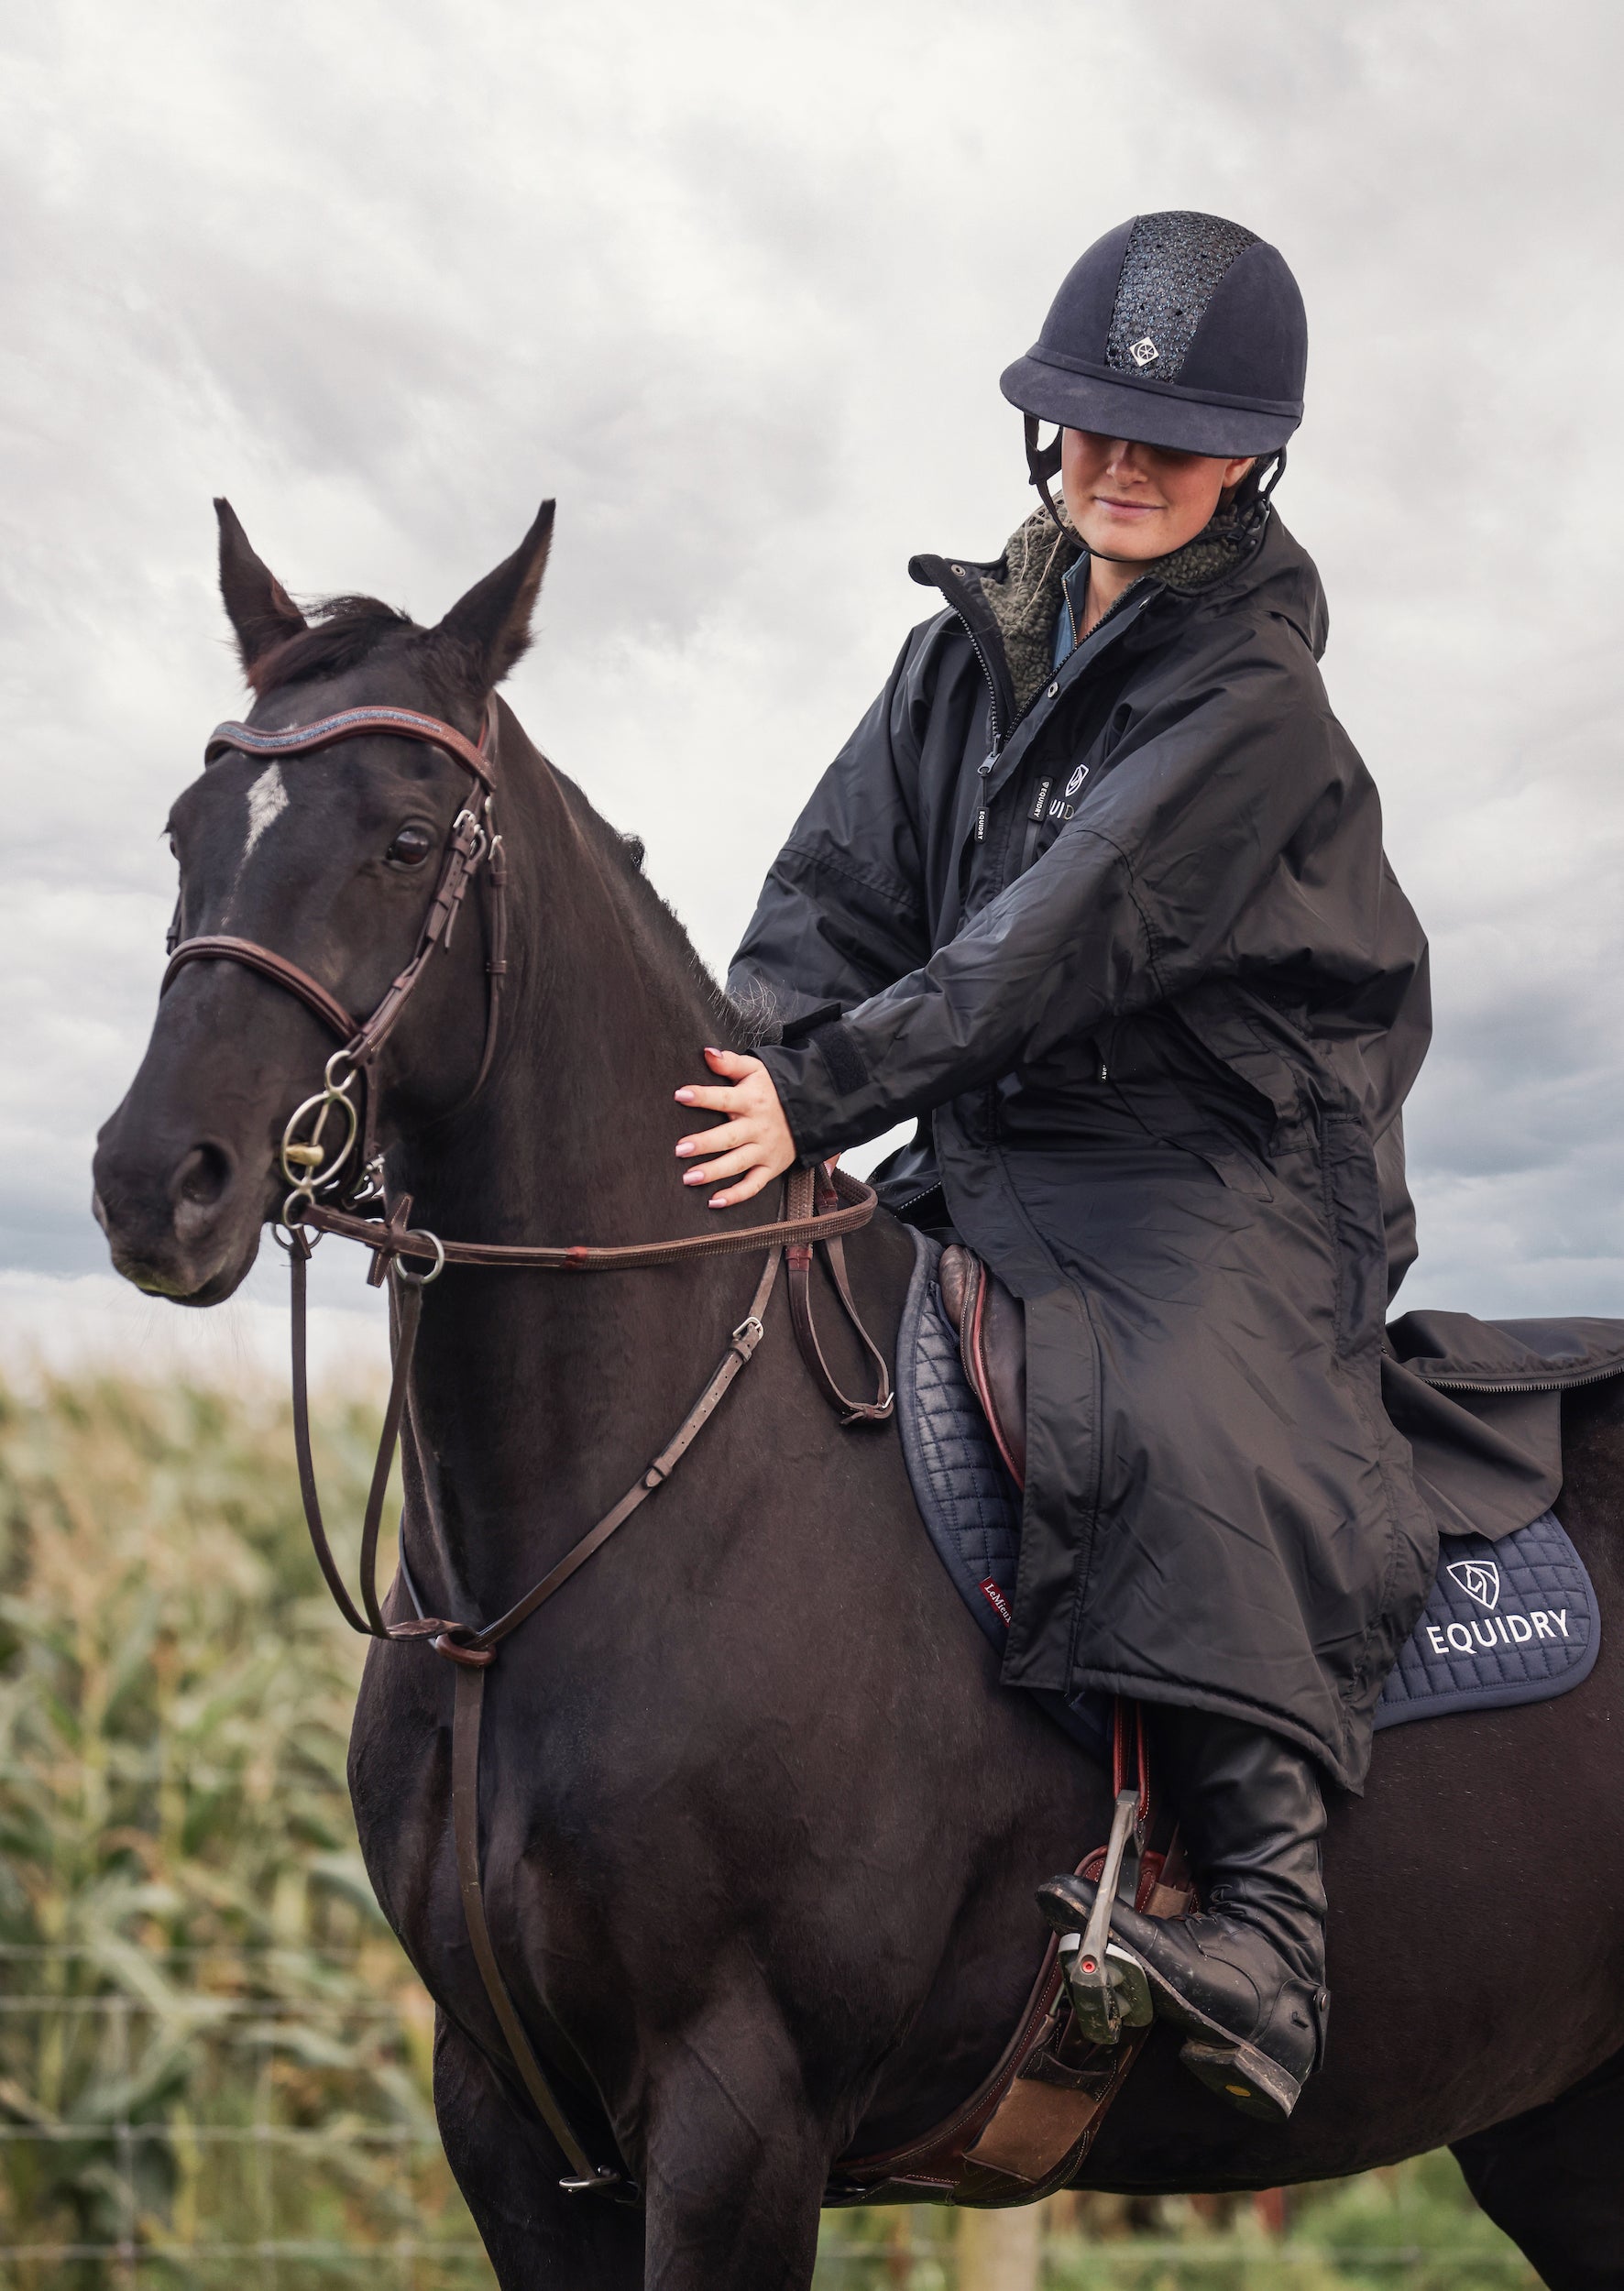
[243,764,289,856]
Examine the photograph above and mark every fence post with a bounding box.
[956,2202,1043,2291]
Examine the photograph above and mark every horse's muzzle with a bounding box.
[92,1116,264,1303]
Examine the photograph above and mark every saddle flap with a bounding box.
[939,1244,1027,1489]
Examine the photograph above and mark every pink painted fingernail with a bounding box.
[675,1141,695,1156]
[684,1171,705,1185]
[675,1089,695,1102]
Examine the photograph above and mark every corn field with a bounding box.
[0,1371,1534,2286]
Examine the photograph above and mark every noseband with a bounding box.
[159,693,892,2199]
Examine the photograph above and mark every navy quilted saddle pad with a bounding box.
[895,1233,1601,1759]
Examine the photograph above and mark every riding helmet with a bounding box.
[1001,212,1307,456]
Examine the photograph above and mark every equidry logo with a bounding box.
[1446,1558,1500,1610]
[1425,1606,1571,1658]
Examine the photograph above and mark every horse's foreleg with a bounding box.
[433,2011,645,2290]
[639,2001,829,2291]
[1452,2042,1624,2291]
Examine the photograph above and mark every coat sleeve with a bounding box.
[726,629,937,1029]
[758,625,1344,1158]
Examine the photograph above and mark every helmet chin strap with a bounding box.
[1024,415,1070,540]
[1022,415,1287,566]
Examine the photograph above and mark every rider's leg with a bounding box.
[1037,1709,1329,2123]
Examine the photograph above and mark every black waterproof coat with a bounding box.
[730,502,1435,1790]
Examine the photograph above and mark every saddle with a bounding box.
[938,1244,1027,1488]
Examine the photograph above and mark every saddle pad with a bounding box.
[1371,1507,1598,1728]
[895,1232,1601,1749]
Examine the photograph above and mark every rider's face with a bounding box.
[1060,430,1256,560]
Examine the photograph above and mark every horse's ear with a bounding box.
[434,500,555,688]
[214,499,307,674]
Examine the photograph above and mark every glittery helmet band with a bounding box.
[1103,213,1260,383]
[1000,211,1308,459]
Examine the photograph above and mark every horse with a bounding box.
[92,499,1624,2291]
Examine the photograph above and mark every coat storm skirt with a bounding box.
[991,1105,1434,1790]
[730,503,1436,1791]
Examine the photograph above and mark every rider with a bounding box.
[674,214,1436,2121]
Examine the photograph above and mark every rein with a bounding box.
[164,696,894,2198]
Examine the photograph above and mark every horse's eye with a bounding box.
[386,823,435,868]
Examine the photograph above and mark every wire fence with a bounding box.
[0,1946,1539,2291]
[0,1942,488,2288]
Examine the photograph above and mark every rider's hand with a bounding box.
[675,1047,797,1209]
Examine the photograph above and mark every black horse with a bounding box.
[93,504,1624,2291]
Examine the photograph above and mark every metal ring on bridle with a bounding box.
[273,1188,325,1251]
[280,1069,360,1194]
[393,1229,446,1288]
[391,1237,446,1292]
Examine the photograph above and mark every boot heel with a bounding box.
[1179,2035,1301,2123]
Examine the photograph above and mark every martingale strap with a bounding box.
[288,1221,788,2198]
[285,1167,888,2198]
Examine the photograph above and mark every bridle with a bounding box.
[165,700,510,1217]
[159,696,894,2201]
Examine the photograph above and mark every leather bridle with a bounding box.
[165,701,510,1208]
[159,696,894,2200]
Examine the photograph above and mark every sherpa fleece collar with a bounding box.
[942,495,1274,722]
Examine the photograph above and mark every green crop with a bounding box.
[0,1375,1531,2288]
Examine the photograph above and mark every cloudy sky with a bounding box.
[5,0,1623,1382]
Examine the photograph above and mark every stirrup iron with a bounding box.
[1058,1789,1153,2046]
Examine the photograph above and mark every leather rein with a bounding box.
[162,699,894,2198]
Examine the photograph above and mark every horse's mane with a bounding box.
[245,595,426,696]
[250,597,767,1046]
[564,771,767,1045]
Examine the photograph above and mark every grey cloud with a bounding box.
[5,0,1624,1357]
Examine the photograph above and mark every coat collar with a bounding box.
[912,497,1322,731]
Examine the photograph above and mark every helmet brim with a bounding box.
[1000,353,1300,457]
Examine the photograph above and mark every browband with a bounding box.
[164,700,498,1047]
[204,702,495,791]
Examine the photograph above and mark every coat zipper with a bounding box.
[958,619,1004,846]
[947,563,1150,845]
[1410,1362,1624,1396]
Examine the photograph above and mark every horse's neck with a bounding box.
[396,732,754,1622]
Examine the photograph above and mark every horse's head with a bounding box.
[93,499,554,1303]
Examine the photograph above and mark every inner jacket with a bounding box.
[728,498,1436,1792]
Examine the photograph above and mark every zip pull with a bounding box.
[1029,779,1052,822]
[976,808,987,841]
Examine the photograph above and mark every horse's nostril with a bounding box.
[170,1143,236,1240]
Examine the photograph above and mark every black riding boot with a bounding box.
[1037,1712,1329,2123]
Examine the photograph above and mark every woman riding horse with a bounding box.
[673,213,1436,2125]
